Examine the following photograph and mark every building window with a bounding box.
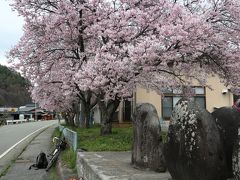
[162,87,206,120]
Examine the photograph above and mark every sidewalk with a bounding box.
[1,125,56,180]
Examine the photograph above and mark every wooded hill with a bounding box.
[0,64,32,107]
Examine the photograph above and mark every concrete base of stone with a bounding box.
[77,151,171,180]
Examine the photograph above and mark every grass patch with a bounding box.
[65,126,133,151]
[80,127,133,151]
[61,148,76,169]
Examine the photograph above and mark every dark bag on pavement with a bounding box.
[29,152,48,170]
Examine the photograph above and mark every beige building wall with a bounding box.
[135,76,234,119]
[205,76,233,112]
[136,88,162,118]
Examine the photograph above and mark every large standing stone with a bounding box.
[232,126,240,180]
[212,107,240,177]
[164,98,226,180]
[132,103,166,172]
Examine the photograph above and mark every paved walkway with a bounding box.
[1,125,57,180]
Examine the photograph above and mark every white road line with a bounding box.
[0,123,55,159]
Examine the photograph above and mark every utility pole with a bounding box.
[35,102,37,121]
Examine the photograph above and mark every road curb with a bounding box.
[0,123,56,176]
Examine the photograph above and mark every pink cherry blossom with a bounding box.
[8,0,240,131]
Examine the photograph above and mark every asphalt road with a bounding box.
[0,120,57,157]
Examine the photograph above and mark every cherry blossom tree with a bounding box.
[8,0,100,128]
[75,0,240,133]
[31,79,78,126]
[8,0,240,135]
[9,0,135,133]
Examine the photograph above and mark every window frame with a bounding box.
[162,86,206,120]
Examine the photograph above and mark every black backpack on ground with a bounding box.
[29,152,48,170]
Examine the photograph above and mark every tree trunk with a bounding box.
[77,91,97,128]
[84,103,91,128]
[98,100,120,135]
[79,101,92,128]
[69,116,75,126]
[79,101,86,128]
[99,102,112,135]
[63,111,75,127]
[62,113,69,125]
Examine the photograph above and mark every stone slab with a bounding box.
[77,151,171,180]
[77,151,237,180]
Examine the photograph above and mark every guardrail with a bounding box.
[6,118,36,125]
[6,119,27,125]
[59,125,78,151]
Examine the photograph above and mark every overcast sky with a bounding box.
[0,0,24,66]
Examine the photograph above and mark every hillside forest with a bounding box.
[0,64,31,107]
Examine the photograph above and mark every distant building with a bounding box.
[0,103,54,121]
[19,104,54,120]
[19,104,37,120]
[0,107,19,120]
